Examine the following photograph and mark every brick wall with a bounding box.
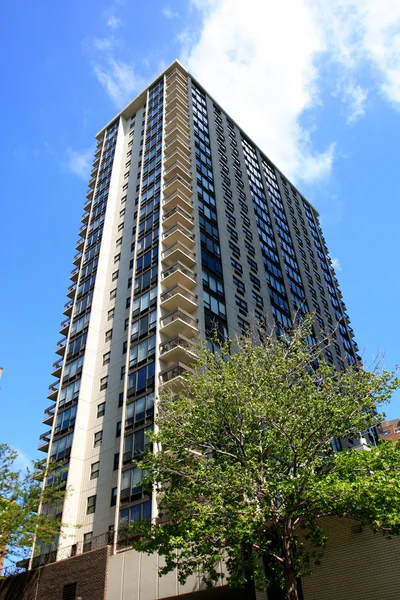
[302,517,400,600]
[0,545,110,600]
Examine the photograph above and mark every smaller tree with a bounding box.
[131,318,400,600]
[0,444,66,568]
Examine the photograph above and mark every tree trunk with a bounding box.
[282,536,298,600]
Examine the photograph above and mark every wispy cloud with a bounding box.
[176,0,400,183]
[93,58,145,108]
[13,449,32,472]
[67,147,94,179]
[344,82,368,123]
[163,7,179,18]
[331,257,343,272]
[107,15,121,30]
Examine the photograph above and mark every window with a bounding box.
[107,308,115,321]
[116,422,122,437]
[94,431,103,448]
[62,583,77,600]
[113,452,120,470]
[105,329,113,342]
[112,270,119,281]
[235,296,248,314]
[110,288,117,300]
[116,237,122,247]
[97,402,106,418]
[119,500,152,524]
[100,376,108,391]
[87,495,96,515]
[90,462,100,480]
[119,392,124,407]
[103,352,111,366]
[114,254,121,264]
[111,487,117,507]
[54,405,77,435]
[120,467,145,502]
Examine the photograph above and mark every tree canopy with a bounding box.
[131,318,400,600]
[0,444,65,569]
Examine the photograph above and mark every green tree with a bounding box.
[131,318,400,600]
[0,444,66,568]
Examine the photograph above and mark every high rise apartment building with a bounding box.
[36,60,365,559]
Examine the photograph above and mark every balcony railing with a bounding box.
[159,363,193,385]
[162,205,194,230]
[161,262,196,288]
[163,160,192,183]
[162,241,196,267]
[162,223,195,246]
[161,284,196,305]
[160,335,195,356]
[43,403,56,426]
[164,134,191,155]
[30,531,114,570]
[160,308,197,330]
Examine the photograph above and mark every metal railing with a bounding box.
[30,531,114,570]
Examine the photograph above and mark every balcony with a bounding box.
[86,187,94,201]
[160,335,197,365]
[164,135,191,157]
[59,318,70,337]
[161,261,196,289]
[162,224,195,248]
[165,114,189,136]
[52,358,63,378]
[166,77,188,96]
[164,160,192,184]
[83,197,92,212]
[162,205,193,230]
[163,172,192,199]
[164,123,190,148]
[160,284,197,313]
[163,188,193,214]
[63,299,74,317]
[159,363,193,392]
[164,147,191,170]
[56,337,67,356]
[75,237,85,253]
[38,430,52,453]
[73,251,83,266]
[81,210,90,225]
[165,101,189,121]
[43,403,56,426]
[166,71,188,87]
[162,241,196,267]
[159,308,198,338]
[88,175,96,189]
[70,266,79,283]
[67,282,77,299]
[48,381,60,401]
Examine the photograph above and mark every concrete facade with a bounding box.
[30,60,376,598]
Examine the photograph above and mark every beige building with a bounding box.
[29,60,380,597]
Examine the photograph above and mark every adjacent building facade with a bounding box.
[379,417,400,442]
[36,60,368,562]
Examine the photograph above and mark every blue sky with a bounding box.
[1,0,400,465]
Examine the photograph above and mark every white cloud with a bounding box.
[183,0,333,183]
[316,0,400,106]
[344,82,368,123]
[179,0,400,183]
[67,148,94,179]
[93,58,145,108]
[163,7,179,18]
[331,257,343,271]
[107,15,121,30]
